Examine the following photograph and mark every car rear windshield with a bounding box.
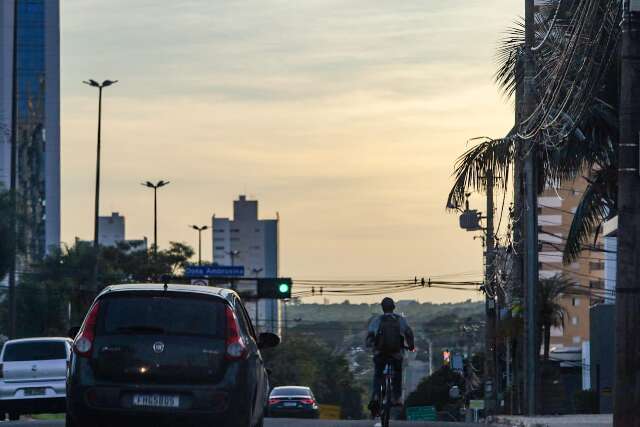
[271,387,312,397]
[3,341,67,362]
[98,294,226,339]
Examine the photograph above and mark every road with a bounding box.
[1,419,479,427]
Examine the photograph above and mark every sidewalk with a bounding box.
[495,414,612,427]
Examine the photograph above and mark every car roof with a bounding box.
[98,284,237,300]
[4,337,71,344]
[272,386,312,391]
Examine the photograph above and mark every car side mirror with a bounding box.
[258,332,280,349]
[68,326,80,339]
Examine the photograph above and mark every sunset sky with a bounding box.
[61,0,522,303]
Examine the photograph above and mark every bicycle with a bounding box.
[379,361,394,427]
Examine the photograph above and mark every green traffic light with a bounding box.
[279,283,290,293]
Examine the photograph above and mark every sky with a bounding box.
[60,0,522,303]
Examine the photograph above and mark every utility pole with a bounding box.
[615,1,640,425]
[484,169,497,415]
[8,0,19,339]
[522,0,539,416]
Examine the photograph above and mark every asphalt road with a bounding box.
[0,419,479,427]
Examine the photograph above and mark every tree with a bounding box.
[537,275,578,361]
[8,240,198,336]
[262,335,364,419]
[447,4,620,265]
[405,365,465,411]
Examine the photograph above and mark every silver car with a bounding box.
[0,338,72,420]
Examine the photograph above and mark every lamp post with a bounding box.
[142,180,170,254]
[190,225,209,266]
[227,250,240,266]
[83,78,118,293]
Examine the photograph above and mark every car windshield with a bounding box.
[271,387,311,397]
[98,295,226,339]
[3,341,67,362]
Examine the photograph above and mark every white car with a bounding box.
[0,337,72,420]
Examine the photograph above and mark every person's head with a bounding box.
[381,297,395,313]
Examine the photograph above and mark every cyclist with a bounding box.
[366,297,415,414]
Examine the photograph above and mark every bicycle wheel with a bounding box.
[382,375,392,427]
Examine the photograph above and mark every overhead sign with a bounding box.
[185,265,245,278]
[406,406,436,421]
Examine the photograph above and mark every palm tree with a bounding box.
[447,1,620,266]
[537,275,579,361]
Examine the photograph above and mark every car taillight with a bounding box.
[268,398,281,405]
[74,302,101,358]
[301,398,316,405]
[225,306,247,361]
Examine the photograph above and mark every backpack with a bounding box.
[375,315,403,354]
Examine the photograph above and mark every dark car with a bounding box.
[267,386,319,419]
[66,284,279,427]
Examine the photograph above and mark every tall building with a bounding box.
[212,195,280,332]
[98,212,125,247]
[0,0,61,261]
[538,177,605,350]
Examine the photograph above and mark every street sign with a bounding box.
[185,265,245,278]
[406,406,436,421]
[469,400,485,410]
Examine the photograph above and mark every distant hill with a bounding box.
[285,299,483,325]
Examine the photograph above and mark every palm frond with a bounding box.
[563,167,617,264]
[446,137,515,210]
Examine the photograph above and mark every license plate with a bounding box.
[132,394,180,408]
[24,388,46,396]
[283,402,298,407]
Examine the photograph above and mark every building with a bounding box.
[98,212,125,247]
[212,195,280,332]
[538,177,605,350]
[0,0,60,261]
[76,212,147,251]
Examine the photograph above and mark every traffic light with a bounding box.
[258,278,292,299]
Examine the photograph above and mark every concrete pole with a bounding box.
[615,1,640,425]
[523,0,539,415]
[485,170,497,414]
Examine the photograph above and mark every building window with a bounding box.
[571,316,579,326]
[255,228,261,232]
[214,237,225,242]
[214,229,225,233]
[230,238,240,242]
[251,246,261,250]
[589,280,605,289]
[572,297,580,307]
[231,229,240,233]
[215,246,225,250]
[589,261,605,271]
[572,336,581,344]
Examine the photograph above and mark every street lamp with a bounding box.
[84,78,118,293]
[190,225,209,266]
[227,250,240,266]
[142,180,170,253]
[83,79,118,250]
